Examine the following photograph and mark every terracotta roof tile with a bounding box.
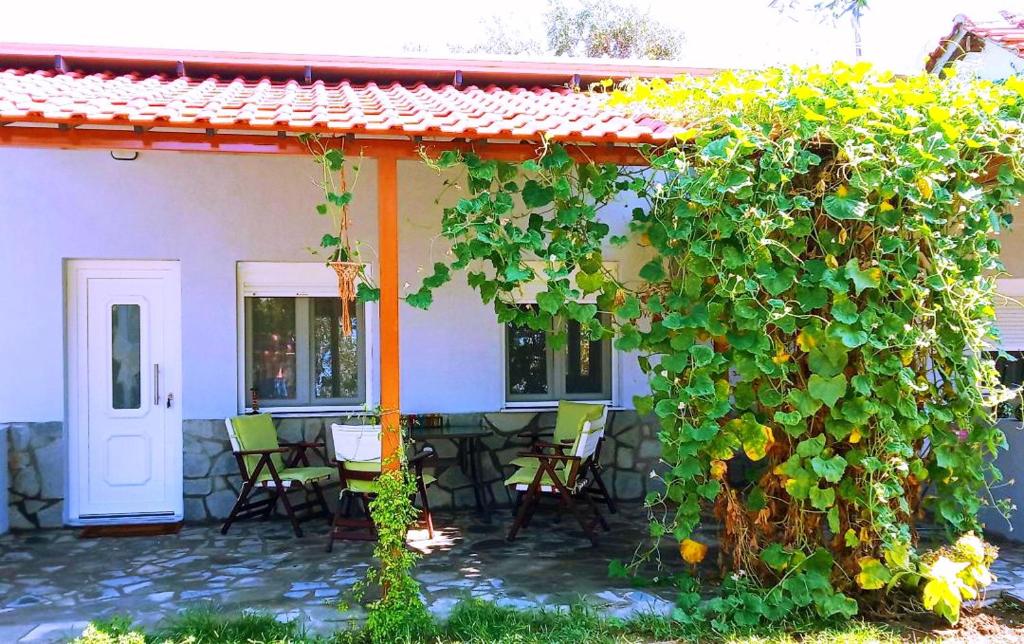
[0,64,672,144]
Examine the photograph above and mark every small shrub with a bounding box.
[72,617,145,644]
[152,607,306,643]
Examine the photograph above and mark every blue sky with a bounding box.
[1,1,1019,73]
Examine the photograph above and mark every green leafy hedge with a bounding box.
[412,64,1024,625]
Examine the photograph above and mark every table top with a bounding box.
[409,424,490,440]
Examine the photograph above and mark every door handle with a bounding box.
[153,364,160,405]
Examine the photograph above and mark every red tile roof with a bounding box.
[927,11,1024,72]
[0,44,703,145]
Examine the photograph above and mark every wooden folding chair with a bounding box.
[220,414,335,538]
[326,423,436,552]
[504,412,609,545]
[508,402,616,514]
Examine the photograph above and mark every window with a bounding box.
[992,280,1024,418]
[238,263,371,411]
[989,351,1024,420]
[505,305,612,402]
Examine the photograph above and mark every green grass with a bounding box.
[72,600,907,644]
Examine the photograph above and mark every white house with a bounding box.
[0,43,715,531]
[3,39,1024,542]
[927,11,1024,79]
[929,11,1024,541]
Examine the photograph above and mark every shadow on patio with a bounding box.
[0,505,682,642]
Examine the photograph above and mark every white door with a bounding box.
[67,260,182,523]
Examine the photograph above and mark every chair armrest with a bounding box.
[515,451,578,463]
[516,430,553,439]
[280,441,325,449]
[409,446,436,465]
[234,447,289,456]
[533,440,573,453]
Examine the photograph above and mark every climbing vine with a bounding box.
[350,417,431,643]
[410,64,1024,625]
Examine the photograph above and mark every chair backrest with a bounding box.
[225,414,285,478]
[589,406,610,440]
[553,401,606,446]
[574,421,603,461]
[331,423,382,463]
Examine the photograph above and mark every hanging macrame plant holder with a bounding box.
[326,152,362,338]
[329,260,360,337]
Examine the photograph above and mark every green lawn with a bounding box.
[73,600,908,644]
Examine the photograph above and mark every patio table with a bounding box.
[410,424,497,522]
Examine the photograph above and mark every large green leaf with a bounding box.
[823,191,867,220]
[846,259,882,294]
[811,454,847,483]
[808,374,847,407]
[809,485,836,510]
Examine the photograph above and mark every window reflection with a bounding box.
[507,319,548,396]
[312,297,359,399]
[566,320,604,394]
[111,304,142,410]
[250,297,296,400]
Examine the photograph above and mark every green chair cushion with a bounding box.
[344,478,380,494]
[338,461,436,495]
[553,401,605,448]
[257,465,336,485]
[505,463,563,488]
[231,414,286,477]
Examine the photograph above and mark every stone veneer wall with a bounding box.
[4,411,664,528]
[3,422,64,529]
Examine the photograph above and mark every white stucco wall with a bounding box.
[0,148,649,422]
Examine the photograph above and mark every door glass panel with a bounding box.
[312,297,360,399]
[111,304,142,409]
[507,320,548,396]
[250,297,297,401]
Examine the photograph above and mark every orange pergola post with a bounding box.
[377,155,401,472]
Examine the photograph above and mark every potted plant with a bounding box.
[302,134,365,337]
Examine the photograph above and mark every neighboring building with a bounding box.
[928,11,1024,541]
[927,10,1024,79]
[0,44,713,530]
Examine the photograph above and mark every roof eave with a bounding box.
[0,41,719,86]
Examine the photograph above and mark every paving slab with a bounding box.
[2,506,1022,643]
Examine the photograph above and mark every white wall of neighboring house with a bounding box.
[0,147,650,424]
[941,34,1024,540]
[952,40,1024,81]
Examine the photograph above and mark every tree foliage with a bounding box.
[412,64,1024,625]
[443,0,684,60]
[545,0,684,59]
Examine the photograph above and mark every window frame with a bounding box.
[992,278,1024,420]
[236,262,376,414]
[503,310,613,404]
[501,261,618,408]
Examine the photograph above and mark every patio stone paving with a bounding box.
[0,505,682,642]
[1,506,1023,643]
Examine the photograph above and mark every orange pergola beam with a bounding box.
[0,125,651,165]
[377,154,401,472]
